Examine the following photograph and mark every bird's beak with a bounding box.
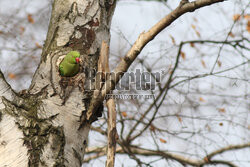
[76,57,80,64]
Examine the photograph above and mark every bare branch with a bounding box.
[106,97,117,167]
[206,142,250,160]
[210,2,250,73]
[126,40,184,142]
[107,0,225,93]
[86,0,225,125]
[84,146,107,163]
[86,142,250,167]
[98,41,118,167]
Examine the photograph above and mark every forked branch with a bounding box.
[85,142,250,167]
[85,0,225,127]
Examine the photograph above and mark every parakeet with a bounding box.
[59,51,80,77]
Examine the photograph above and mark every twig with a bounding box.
[84,0,225,133]
[210,2,250,73]
[86,142,250,167]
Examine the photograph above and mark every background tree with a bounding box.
[0,0,249,167]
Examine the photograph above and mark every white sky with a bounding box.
[0,0,249,166]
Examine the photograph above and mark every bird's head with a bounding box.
[67,51,81,64]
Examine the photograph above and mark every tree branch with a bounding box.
[85,0,225,120]
[105,0,225,93]
[126,41,184,142]
[98,41,118,167]
[86,142,250,167]
[206,142,250,160]
[106,97,117,167]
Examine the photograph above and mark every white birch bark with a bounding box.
[0,0,116,166]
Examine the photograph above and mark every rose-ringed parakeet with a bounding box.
[59,51,80,77]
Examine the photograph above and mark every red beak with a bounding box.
[75,57,80,63]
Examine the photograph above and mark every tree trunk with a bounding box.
[0,0,116,166]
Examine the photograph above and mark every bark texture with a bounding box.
[0,0,116,166]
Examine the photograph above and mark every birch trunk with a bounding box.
[0,0,116,166]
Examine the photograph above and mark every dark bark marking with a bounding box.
[123,56,132,64]
[110,128,117,146]
[68,26,96,53]
[89,18,99,27]
[73,147,82,166]
[1,94,65,167]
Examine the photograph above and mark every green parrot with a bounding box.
[59,51,80,77]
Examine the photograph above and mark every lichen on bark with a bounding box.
[1,92,66,166]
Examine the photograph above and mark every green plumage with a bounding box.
[59,51,80,77]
